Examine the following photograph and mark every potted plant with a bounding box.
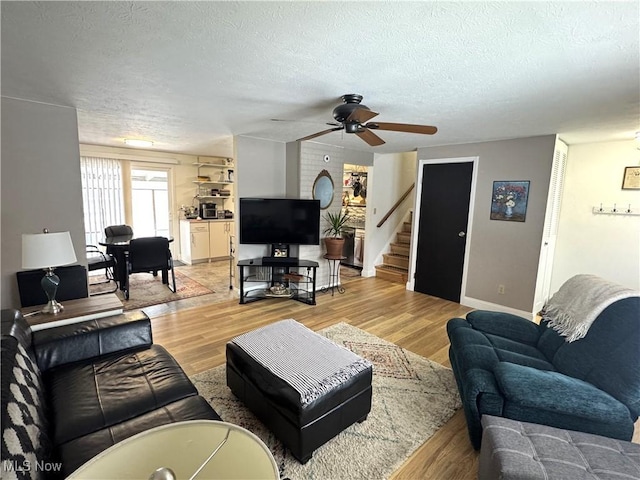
[323,210,350,257]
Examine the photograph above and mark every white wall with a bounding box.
[298,142,363,286]
[551,140,640,291]
[234,136,287,261]
[1,97,85,309]
[365,152,417,276]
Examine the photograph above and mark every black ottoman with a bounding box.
[226,319,372,463]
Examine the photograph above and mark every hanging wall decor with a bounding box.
[490,180,530,222]
[312,169,334,209]
[622,166,640,190]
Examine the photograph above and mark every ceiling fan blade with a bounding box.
[346,108,379,124]
[297,127,343,142]
[356,129,386,146]
[366,122,438,135]
[271,118,341,127]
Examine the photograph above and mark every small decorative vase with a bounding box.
[505,204,513,217]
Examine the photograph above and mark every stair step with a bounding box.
[396,231,411,244]
[390,242,410,256]
[382,253,409,269]
[402,221,412,233]
[375,264,408,284]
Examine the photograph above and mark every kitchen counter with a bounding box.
[182,218,233,222]
[344,221,365,229]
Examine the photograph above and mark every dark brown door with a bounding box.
[414,162,473,302]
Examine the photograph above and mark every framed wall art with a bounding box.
[622,166,640,190]
[490,180,530,222]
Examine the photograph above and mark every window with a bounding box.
[81,156,124,247]
[131,168,170,238]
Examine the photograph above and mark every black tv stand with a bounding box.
[238,258,319,305]
[261,256,300,265]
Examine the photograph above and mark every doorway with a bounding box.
[342,164,368,272]
[130,167,172,238]
[412,158,476,302]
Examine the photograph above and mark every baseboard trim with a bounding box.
[460,296,534,321]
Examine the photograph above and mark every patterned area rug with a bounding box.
[191,322,461,480]
[90,270,213,311]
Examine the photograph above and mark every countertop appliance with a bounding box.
[200,203,217,219]
[342,227,364,269]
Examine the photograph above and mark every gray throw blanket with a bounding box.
[542,274,640,342]
[230,319,371,406]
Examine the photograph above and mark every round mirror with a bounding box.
[313,170,334,209]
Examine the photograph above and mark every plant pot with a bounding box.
[324,237,345,257]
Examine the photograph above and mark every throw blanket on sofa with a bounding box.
[230,319,371,406]
[542,274,640,342]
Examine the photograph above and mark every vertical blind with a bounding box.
[81,156,125,247]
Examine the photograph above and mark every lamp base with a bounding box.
[41,300,64,314]
[40,267,64,314]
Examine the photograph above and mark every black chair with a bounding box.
[16,265,89,308]
[123,237,176,300]
[104,224,133,238]
[86,244,117,293]
[104,225,134,255]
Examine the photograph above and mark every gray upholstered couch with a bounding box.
[447,296,640,449]
[478,415,640,479]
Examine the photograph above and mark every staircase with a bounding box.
[375,216,412,284]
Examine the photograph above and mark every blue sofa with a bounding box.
[447,297,640,449]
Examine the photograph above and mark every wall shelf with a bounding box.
[192,180,234,185]
[193,160,234,206]
[193,162,234,169]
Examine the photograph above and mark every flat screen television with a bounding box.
[239,198,320,246]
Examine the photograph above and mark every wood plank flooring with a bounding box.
[148,274,639,480]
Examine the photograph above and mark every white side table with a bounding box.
[67,420,279,479]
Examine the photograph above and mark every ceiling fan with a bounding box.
[296,94,437,146]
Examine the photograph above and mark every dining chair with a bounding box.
[104,224,134,238]
[123,237,176,300]
[104,224,134,258]
[86,244,117,293]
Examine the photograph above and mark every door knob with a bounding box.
[458,231,466,237]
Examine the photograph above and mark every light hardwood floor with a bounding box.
[148,274,639,479]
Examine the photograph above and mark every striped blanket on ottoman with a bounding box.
[226,319,373,463]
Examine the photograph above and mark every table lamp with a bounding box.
[22,229,77,314]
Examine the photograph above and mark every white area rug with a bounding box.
[191,322,461,480]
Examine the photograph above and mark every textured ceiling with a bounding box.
[2,1,638,156]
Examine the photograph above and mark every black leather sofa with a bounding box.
[1,308,220,478]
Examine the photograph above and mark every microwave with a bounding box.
[200,204,217,219]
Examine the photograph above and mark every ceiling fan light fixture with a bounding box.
[344,122,362,134]
[124,139,154,148]
[295,94,438,146]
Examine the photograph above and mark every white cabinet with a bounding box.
[180,221,210,265]
[209,222,231,259]
[180,220,232,264]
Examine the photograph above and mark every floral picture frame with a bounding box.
[490,180,530,222]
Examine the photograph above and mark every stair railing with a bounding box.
[376,183,415,228]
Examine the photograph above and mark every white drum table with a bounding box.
[67,420,279,479]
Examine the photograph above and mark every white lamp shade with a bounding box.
[22,231,77,269]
